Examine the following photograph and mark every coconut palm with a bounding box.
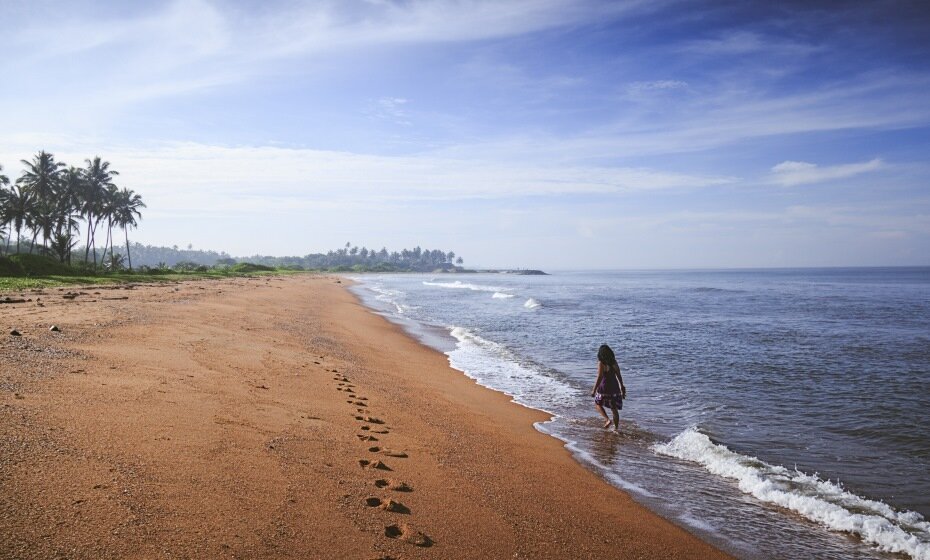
[17,151,64,253]
[113,187,145,270]
[18,151,63,204]
[4,185,34,254]
[98,184,120,265]
[82,157,119,268]
[0,164,9,253]
[57,167,85,263]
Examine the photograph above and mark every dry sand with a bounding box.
[1,274,732,559]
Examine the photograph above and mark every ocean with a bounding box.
[348,268,930,560]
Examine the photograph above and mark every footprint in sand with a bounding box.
[357,434,378,441]
[365,497,410,514]
[374,479,413,492]
[353,401,367,407]
[385,524,432,547]
[358,459,392,471]
[360,425,371,431]
[368,446,408,457]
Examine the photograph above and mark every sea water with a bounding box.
[349,268,930,560]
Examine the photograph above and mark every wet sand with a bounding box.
[0,274,732,559]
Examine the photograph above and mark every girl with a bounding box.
[591,344,626,430]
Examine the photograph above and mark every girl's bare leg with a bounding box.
[595,404,611,428]
[610,405,620,431]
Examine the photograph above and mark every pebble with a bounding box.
[10,329,22,336]
[49,326,61,332]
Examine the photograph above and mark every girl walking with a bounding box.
[591,344,626,430]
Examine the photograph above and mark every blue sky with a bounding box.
[1,0,928,268]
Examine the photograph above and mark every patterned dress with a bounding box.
[594,364,623,409]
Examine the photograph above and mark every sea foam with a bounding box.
[423,280,503,293]
[492,292,515,299]
[654,427,930,560]
[447,326,578,413]
[523,298,541,309]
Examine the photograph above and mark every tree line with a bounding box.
[123,242,466,273]
[0,151,145,270]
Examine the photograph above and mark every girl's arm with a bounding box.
[591,362,605,396]
[615,364,626,397]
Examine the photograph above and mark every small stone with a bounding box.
[49,325,61,332]
[9,329,21,336]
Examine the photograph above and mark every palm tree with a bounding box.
[82,157,119,268]
[18,151,64,253]
[113,187,145,270]
[18,151,63,203]
[4,185,34,254]
[0,164,9,254]
[58,167,85,263]
[99,184,120,265]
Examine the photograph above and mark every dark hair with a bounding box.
[598,344,618,370]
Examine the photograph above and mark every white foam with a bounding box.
[423,280,503,293]
[446,326,579,414]
[654,427,930,560]
[523,298,541,309]
[367,284,411,315]
[492,292,515,299]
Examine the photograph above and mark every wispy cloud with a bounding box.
[0,138,734,213]
[684,30,821,57]
[770,158,884,186]
[368,97,412,125]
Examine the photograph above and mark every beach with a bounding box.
[0,274,730,559]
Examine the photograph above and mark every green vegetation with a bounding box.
[0,254,296,292]
[120,241,467,273]
[55,241,469,273]
[1,152,468,278]
[0,151,145,270]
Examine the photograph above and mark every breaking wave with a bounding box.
[654,427,930,560]
[423,280,503,293]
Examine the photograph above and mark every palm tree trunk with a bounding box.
[125,228,132,271]
[90,220,98,269]
[84,216,93,264]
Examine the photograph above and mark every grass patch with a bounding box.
[0,255,300,293]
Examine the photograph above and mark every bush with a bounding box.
[229,262,275,273]
[8,254,74,276]
[0,256,24,276]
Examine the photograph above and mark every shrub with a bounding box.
[8,254,74,276]
[0,256,24,276]
[229,262,275,273]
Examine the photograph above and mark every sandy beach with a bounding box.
[1,274,731,559]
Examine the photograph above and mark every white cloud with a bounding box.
[369,97,411,125]
[770,158,884,186]
[684,31,819,57]
[626,80,689,93]
[0,138,734,216]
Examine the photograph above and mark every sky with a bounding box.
[1,0,929,269]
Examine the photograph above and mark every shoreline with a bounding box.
[1,274,732,559]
